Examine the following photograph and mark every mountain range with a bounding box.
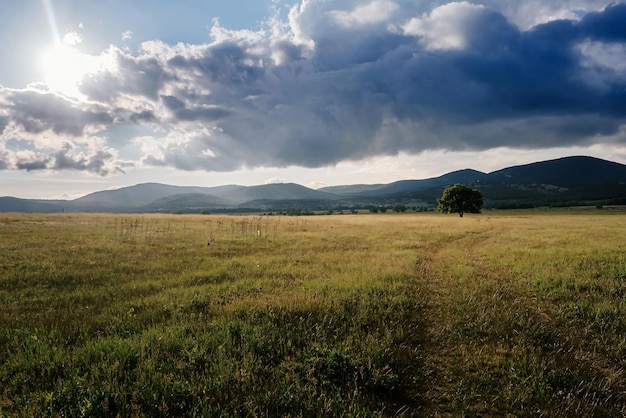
[3,156,626,213]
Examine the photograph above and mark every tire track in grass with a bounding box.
[413,225,565,415]
[464,227,626,417]
[410,228,500,415]
[413,224,626,416]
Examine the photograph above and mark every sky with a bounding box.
[1,0,626,199]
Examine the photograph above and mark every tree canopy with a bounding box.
[437,184,484,217]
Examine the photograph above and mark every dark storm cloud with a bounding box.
[2,88,112,136]
[16,159,49,171]
[578,3,626,41]
[8,142,120,176]
[50,144,119,175]
[444,3,626,119]
[144,1,626,171]
[161,95,230,121]
[0,115,8,139]
[2,1,626,174]
[128,110,157,123]
[0,86,123,174]
[171,42,266,87]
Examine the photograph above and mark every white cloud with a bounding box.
[264,177,286,184]
[62,31,83,46]
[482,0,602,29]
[578,41,626,73]
[402,2,486,50]
[330,0,399,27]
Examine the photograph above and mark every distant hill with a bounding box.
[143,193,233,212]
[218,183,340,204]
[0,197,69,213]
[317,169,486,197]
[317,184,386,196]
[476,156,626,207]
[484,156,626,188]
[2,156,626,213]
[74,183,243,207]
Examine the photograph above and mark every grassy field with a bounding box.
[1,210,626,416]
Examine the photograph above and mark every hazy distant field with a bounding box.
[1,210,626,416]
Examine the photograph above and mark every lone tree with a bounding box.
[437,184,484,217]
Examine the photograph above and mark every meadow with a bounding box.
[1,210,626,416]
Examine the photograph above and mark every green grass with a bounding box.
[1,210,626,416]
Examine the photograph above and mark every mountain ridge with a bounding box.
[3,156,626,213]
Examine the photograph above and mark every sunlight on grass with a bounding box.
[1,210,626,416]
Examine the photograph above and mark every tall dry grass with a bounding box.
[1,210,625,416]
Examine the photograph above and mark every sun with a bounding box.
[40,44,96,98]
